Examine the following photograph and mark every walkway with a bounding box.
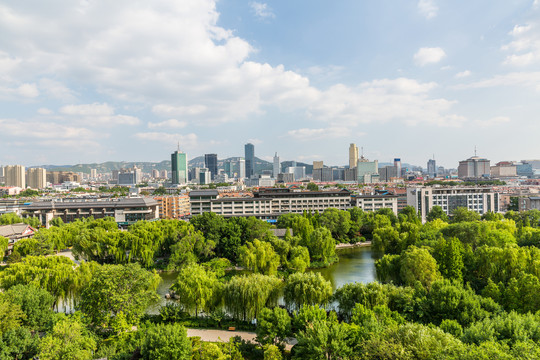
[186,328,296,350]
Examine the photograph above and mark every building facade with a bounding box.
[349,143,359,169]
[427,159,437,178]
[273,153,280,178]
[154,195,190,219]
[407,186,499,222]
[458,156,491,179]
[357,158,379,184]
[22,198,159,227]
[27,168,47,189]
[4,165,26,188]
[245,143,255,178]
[171,150,188,184]
[204,154,218,180]
[354,194,398,214]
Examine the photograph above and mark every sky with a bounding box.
[1,0,539,168]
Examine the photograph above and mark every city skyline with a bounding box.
[1,1,539,168]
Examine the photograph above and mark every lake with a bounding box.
[149,245,377,313]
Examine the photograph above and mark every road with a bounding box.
[187,328,296,350]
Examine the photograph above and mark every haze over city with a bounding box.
[1,0,539,167]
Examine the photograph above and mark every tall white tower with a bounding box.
[273,153,280,178]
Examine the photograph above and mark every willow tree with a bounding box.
[0,256,85,308]
[239,239,280,275]
[224,274,282,321]
[0,236,9,257]
[283,272,332,311]
[171,263,217,318]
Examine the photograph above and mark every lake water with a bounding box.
[149,246,377,313]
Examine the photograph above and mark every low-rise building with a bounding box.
[407,186,499,222]
[0,223,37,254]
[354,194,398,214]
[22,197,159,227]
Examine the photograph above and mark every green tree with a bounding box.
[435,237,464,282]
[141,323,191,360]
[398,206,421,225]
[306,182,319,191]
[283,272,332,310]
[263,344,283,360]
[0,236,8,257]
[0,213,22,225]
[319,208,351,243]
[239,239,280,275]
[256,307,291,348]
[38,317,97,360]
[0,296,25,334]
[224,274,282,321]
[80,263,160,331]
[0,327,40,360]
[400,246,440,288]
[451,207,481,223]
[171,263,217,318]
[426,206,449,222]
[304,227,335,264]
[292,313,352,360]
[5,284,55,331]
[287,246,310,272]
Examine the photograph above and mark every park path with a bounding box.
[187,328,296,350]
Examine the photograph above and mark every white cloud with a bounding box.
[286,127,351,141]
[16,83,39,97]
[37,107,53,115]
[455,70,471,78]
[134,132,198,148]
[148,119,188,129]
[455,72,540,91]
[39,78,77,101]
[152,104,207,117]
[417,0,438,19]
[474,116,511,127]
[502,20,540,66]
[0,118,99,147]
[249,2,275,19]
[247,138,263,145]
[414,47,446,66]
[59,103,140,126]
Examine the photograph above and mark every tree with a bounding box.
[264,344,283,360]
[171,263,217,318]
[436,237,464,282]
[224,274,282,321]
[400,246,440,288]
[0,296,25,334]
[0,256,85,307]
[304,227,335,264]
[0,327,40,360]
[0,213,22,225]
[38,317,97,360]
[451,207,481,223]
[292,313,352,360]
[283,272,332,310]
[80,263,160,331]
[399,206,421,225]
[239,239,280,275]
[5,284,55,331]
[306,182,319,191]
[0,236,8,257]
[141,323,191,360]
[426,206,449,222]
[319,208,351,243]
[256,307,291,348]
[288,246,310,273]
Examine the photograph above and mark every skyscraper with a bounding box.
[273,153,280,178]
[204,154,218,180]
[5,165,26,188]
[394,158,402,178]
[245,143,255,178]
[171,148,188,184]
[427,159,437,178]
[27,168,46,189]
[349,144,359,169]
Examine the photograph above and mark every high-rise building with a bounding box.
[151,169,160,178]
[427,159,437,178]
[458,156,490,179]
[245,143,255,178]
[394,158,402,178]
[27,168,47,189]
[357,158,379,184]
[118,167,142,185]
[160,169,168,179]
[349,144,359,169]
[47,171,81,184]
[273,153,280,178]
[90,168,97,178]
[5,165,26,188]
[171,149,188,184]
[199,168,211,185]
[204,154,218,180]
[313,161,323,170]
[237,158,246,179]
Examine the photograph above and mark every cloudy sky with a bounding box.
[1,0,539,168]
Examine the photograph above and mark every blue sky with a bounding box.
[1,0,539,168]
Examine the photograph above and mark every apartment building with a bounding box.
[154,195,190,219]
[354,194,399,214]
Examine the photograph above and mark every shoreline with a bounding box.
[335,241,371,249]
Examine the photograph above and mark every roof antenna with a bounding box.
[474,146,477,156]
[177,141,180,152]
[361,147,364,157]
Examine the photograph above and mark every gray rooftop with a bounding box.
[22,197,158,210]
